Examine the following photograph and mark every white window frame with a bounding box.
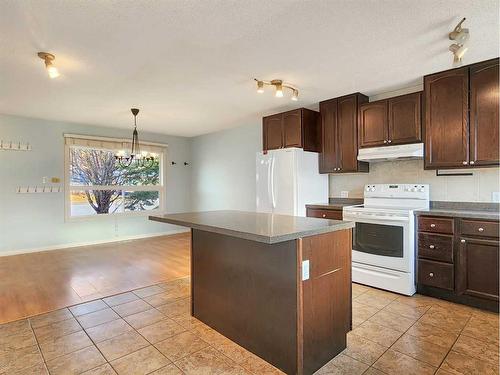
[64,135,167,222]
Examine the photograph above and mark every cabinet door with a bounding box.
[358,101,388,147]
[337,95,359,172]
[388,92,422,145]
[283,110,303,148]
[470,59,499,167]
[263,114,283,151]
[319,100,338,173]
[424,67,469,168]
[457,237,499,301]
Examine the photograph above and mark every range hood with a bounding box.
[357,143,424,162]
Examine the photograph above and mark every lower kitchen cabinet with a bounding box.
[306,207,343,220]
[417,215,499,311]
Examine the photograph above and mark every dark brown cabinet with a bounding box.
[319,93,369,174]
[306,207,343,220]
[424,58,499,169]
[359,92,422,148]
[262,108,319,152]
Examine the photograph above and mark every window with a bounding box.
[64,135,166,219]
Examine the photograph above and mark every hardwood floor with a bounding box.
[0,233,190,324]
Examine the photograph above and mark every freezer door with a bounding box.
[271,149,297,215]
[256,152,273,213]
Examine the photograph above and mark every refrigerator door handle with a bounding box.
[270,155,276,209]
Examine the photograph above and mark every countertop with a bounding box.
[149,210,354,244]
[414,208,500,220]
[306,198,364,210]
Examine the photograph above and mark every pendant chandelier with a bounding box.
[115,108,156,168]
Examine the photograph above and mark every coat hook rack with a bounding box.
[171,161,177,165]
[171,161,190,166]
[0,140,32,151]
[184,162,190,166]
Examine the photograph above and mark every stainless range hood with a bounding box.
[357,143,424,162]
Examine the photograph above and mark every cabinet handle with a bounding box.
[388,140,392,143]
[429,272,434,277]
[429,245,435,249]
[478,227,484,232]
[461,239,466,243]
[383,140,388,144]
[462,161,468,165]
[322,214,326,218]
[338,167,342,171]
[430,223,436,228]
[470,161,475,165]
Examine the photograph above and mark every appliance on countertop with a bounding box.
[357,143,424,162]
[256,148,328,217]
[343,183,430,295]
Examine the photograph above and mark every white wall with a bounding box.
[0,114,192,255]
[190,124,261,211]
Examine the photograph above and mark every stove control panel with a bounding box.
[364,184,429,199]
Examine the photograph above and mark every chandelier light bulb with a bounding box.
[275,83,284,98]
[256,80,264,93]
[38,52,60,79]
[254,78,298,100]
[291,89,299,101]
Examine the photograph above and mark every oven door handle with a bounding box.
[344,214,409,222]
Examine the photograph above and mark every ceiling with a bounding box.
[1,1,498,137]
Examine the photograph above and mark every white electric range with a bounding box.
[343,184,430,296]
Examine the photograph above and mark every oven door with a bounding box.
[344,212,413,273]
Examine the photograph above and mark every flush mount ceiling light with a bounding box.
[254,78,299,101]
[449,18,469,63]
[114,108,157,168]
[37,52,60,78]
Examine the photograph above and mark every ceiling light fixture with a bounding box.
[449,18,469,63]
[37,52,60,78]
[115,108,156,168]
[254,78,299,101]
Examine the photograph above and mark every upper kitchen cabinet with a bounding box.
[358,92,422,148]
[319,93,369,174]
[262,108,320,152]
[424,58,499,169]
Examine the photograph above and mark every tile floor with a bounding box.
[0,278,498,374]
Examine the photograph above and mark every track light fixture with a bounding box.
[254,78,299,101]
[449,18,469,63]
[37,52,60,78]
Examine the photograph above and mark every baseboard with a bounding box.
[0,229,190,257]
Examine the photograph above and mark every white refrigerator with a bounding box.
[256,148,328,216]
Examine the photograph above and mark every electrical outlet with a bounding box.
[492,192,500,202]
[340,191,349,198]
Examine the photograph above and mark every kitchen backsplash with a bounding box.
[329,160,500,202]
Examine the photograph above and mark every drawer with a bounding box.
[306,208,343,220]
[418,259,454,290]
[460,219,499,238]
[418,216,454,234]
[418,233,453,263]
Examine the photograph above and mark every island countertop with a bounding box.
[149,210,354,244]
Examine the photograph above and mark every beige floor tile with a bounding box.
[383,300,430,320]
[354,293,394,310]
[362,367,386,375]
[85,319,133,343]
[452,334,500,365]
[352,283,371,297]
[103,292,140,307]
[170,314,206,330]
[156,298,191,317]
[112,299,151,317]
[373,349,436,375]
[69,300,108,317]
[0,320,31,336]
[33,317,82,343]
[143,291,187,307]
[149,363,183,374]
[461,315,499,344]
[29,308,73,329]
[351,321,402,348]
[211,336,254,364]
[110,345,171,375]
[124,308,166,329]
[81,363,117,374]
[45,346,106,375]
[315,353,369,375]
[138,318,186,344]
[238,350,284,374]
[435,369,455,375]
[174,346,250,375]
[0,345,43,374]
[391,333,449,367]
[155,331,209,361]
[77,308,120,329]
[96,330,149,361]
[352,301,380,327]
[433,300,476,316]
[418,306,470,334]
[343,332,386,365]
[9,362,49,375]
[133,285,165,298]
[193,324,229,346]
[406,321,458,349]
[0,327,36,352]
[396,294,436,308]
[363,289,399,301]
[368,310,416,332]
[39,330,93,361]
[440,350,499,375]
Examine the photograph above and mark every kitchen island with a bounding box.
[149,211,354,375]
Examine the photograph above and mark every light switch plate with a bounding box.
[302,260,310,281]
[492,192,500,202]
[340,191,349,198]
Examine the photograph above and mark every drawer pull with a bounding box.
[322,214,326,218]
[429,272,434,277]
[478,227,484,232]
[429,245,435,249]
[461,239,466,243]
[430,223,436,228]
